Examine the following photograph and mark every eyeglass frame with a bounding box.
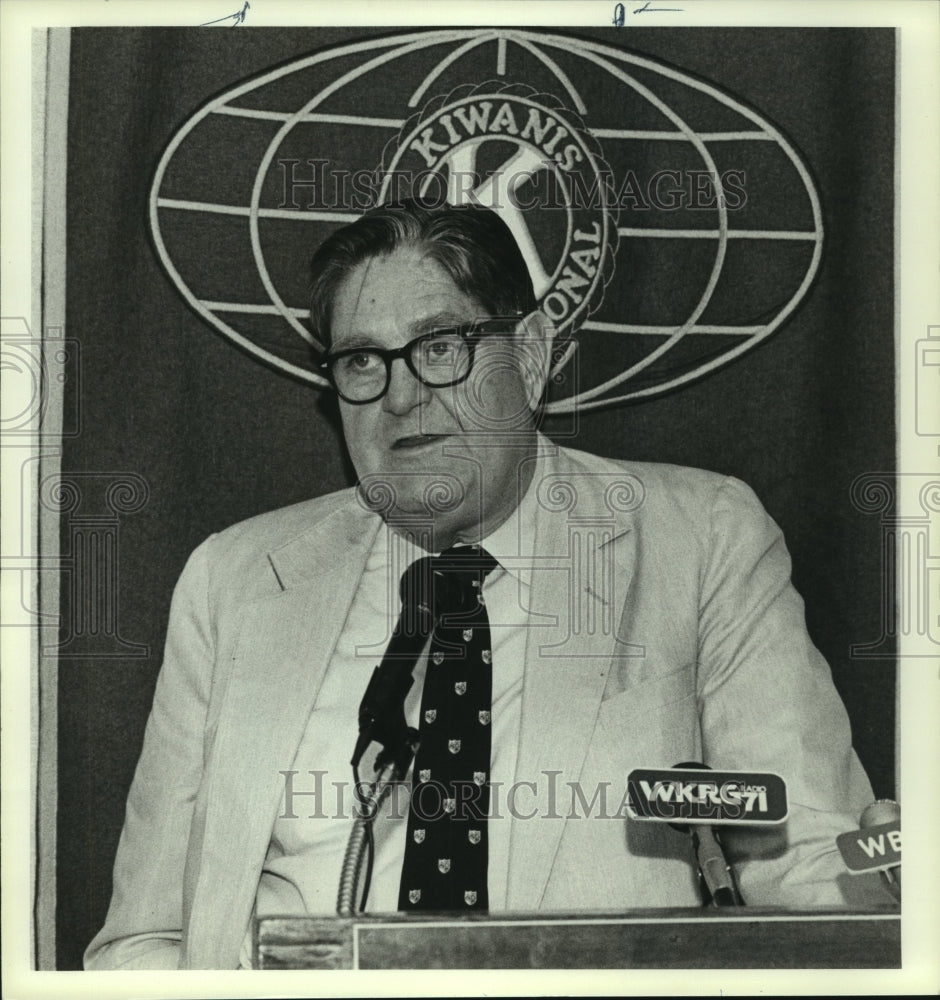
[317,315,526,405]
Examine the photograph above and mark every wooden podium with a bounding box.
[254,907,900,969]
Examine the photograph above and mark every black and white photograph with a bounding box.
[2,1,938,996]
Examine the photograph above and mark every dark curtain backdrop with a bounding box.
[56,27,895,969]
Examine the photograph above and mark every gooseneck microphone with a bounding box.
[341,559,432,915]
[351,559,433,779]
[688,823,740,907]
[351,651,421,780]
[627,761,789,908]
[670,762,741,907]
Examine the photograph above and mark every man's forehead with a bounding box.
[331,248,482,343]
[339,247,459,301]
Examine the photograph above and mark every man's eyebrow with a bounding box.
[407,311,474,336]
[329,334,379,352]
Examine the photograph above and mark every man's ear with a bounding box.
[513,309,557,412]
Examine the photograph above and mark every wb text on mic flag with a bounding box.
[836,820,901,875]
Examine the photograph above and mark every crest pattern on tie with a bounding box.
[398,544,497,912]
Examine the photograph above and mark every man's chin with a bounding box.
[356,471,468,522]
[370,498,472,552]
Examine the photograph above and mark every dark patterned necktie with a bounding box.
[398,544,498,911]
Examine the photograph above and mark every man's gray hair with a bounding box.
[309,199,538,348]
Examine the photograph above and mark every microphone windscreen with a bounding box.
[860,799,900,828]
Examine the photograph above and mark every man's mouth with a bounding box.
[392,433,451,450]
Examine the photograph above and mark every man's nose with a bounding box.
[382,356,430,415]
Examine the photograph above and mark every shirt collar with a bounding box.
[476,434,553,590]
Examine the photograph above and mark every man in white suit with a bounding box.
[86,201,891,971]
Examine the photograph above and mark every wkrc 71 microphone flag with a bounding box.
[626,767,789,825]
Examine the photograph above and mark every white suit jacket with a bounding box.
[85,443,888,970]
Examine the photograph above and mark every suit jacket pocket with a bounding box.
[593,664,700,773]
[600,663,695,718]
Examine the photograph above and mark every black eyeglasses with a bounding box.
[318,317,523,404]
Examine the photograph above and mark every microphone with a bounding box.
[836,799,901,901]
[667,762,740,908]
[688,823,739,907]
[341,640,421,917]
[352,618,425,778]
[351,559,434,778]
[627,762,790,907]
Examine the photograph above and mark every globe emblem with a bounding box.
[150,29,822,413]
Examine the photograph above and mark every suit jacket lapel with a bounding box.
[507,455,640,911]
[185,499,381,969]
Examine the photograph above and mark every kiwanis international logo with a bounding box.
[150,29,823,413]
[377,83,616,339]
